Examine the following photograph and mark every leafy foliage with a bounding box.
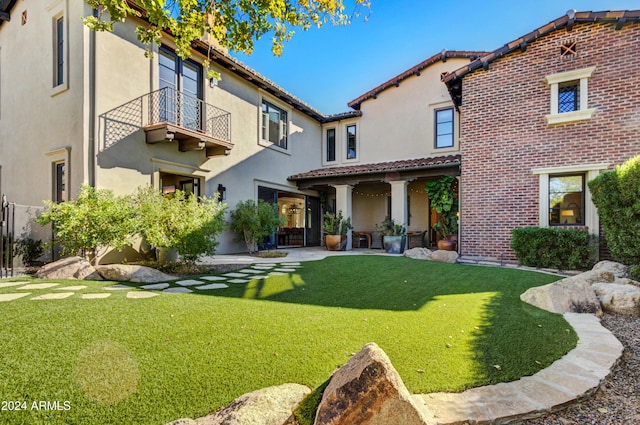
[375,218,406,236]
[322,210,352,235]
[132,186,226,262]
[424,176,458,238]
[588,155,640,268]
[36,185,135,264]
[510,227,596,270]
[229,199,285,254]
[84,0,371,62]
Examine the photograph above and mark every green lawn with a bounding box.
[0,256,576,424]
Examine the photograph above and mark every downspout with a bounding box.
[87,8,97,187]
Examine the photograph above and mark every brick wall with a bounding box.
[458,21,640,261]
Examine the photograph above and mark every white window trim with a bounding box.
[544,66,596,125]
[323,126,337,165]
[258,94,292,155]
[428,101,459,154]
[344,122,359,163]
[532,163,608,235]
[47,0,69,97]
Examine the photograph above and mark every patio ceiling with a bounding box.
[288,155,461,190]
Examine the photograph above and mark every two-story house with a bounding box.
[442,10,640,262]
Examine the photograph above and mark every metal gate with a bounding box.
[1,194,15,277]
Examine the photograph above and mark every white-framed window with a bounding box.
[325,127,336,163]
[346,124,357,160]
[544,67,596,125]
[435,108,454,149]
[261,99,288,150]
[47,0,68,96]
[532,163,607,234]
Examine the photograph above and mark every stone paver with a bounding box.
[18,283,59,290]
[227,279,249,284]
[201,276,227,281]
[55,285,88,291]
[175,279,203,287]
[222,272,248,278]
[0,281,31,289]
[103,284,133,290]
[420,313,624,424]
[82,293,112,299]
[163,287,192,293]
[31,292,75,300]
[274,268,297,273]
[0,293,31,302]
[239,269,268,274]
[141,283,170,290]
[195,283,229,290]
[126,291,159,299]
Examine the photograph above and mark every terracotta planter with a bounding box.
[383,235,407,254]
[325,235,346,251]
[437,239,456,251]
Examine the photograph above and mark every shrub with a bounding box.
[510,227,596,270]
[323,210,352,235]
[36,185,135,264]
[588,155,640,268]
[229,199,285,254]
[132,186,226,263]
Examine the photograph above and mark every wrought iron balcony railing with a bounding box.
[102,87,232,154]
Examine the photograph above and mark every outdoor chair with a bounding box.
[408,230,427,248]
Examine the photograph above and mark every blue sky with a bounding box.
[232,0,639,114]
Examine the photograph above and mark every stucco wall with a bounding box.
[457,21,640,261]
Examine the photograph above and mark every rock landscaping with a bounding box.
[403,248,459,264]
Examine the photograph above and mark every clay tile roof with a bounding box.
[288,155,461,181]
[442,9,640,89]
[348,50,489,110]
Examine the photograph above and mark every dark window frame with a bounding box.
[346,124,357,159]
[548,173,585,226]
[558,81,579,113]
[261,100,288,149]
[55,16,64,86]
[326,128,336,162]
[435,108,454,149]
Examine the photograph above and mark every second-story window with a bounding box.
[261,100,288,149]
[326,128,336,162]
[54,16,64,87]
[159,47,202,131]
[558,81,579,113]
[435,108,454,148]
[346,125,357,159]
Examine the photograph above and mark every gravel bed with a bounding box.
[521,314,640,425]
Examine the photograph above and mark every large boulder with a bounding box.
[593,282,640,316]
[173,383,310,425]
[428,250,458,264]
[95,264,176,283]
[592,261,631,279]
[520,278,602,316]
[36,256,103,280]
[314,342,433,425]
[403,248,432,260]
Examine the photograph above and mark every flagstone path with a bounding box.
[0,262,303,303]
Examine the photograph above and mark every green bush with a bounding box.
[588,155,640,268]
[36,185,135,264]
[510,227,596,270]
[229,199,285,254]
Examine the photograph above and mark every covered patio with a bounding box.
[288,155,461,250]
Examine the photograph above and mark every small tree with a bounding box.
[132,186,226,263]
[36,185,135,264]
[229,200,285,254]
[589,155,640,271]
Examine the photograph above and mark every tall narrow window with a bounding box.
[54,162,66,203]
[435,108,454,148]
[55,16,64,87]
[549,174,584,225]
[346,125,357,159]
[261,100,288,149]
[326,128,336,162]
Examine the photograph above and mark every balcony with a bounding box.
[102,87,232,157]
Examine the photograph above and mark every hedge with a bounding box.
[510,227,596,270]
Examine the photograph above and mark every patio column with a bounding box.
[333,184,353,251]
[389,180,408,226]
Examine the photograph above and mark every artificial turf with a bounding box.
[0,256,576,424]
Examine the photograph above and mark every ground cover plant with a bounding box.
[0,256,576,424]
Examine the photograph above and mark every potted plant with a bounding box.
[424,176,459,251]
[376,218,407,254]
[323,210,352,251]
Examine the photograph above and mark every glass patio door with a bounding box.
[158,47,202,131]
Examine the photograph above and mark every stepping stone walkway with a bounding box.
[0,262,303,303]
